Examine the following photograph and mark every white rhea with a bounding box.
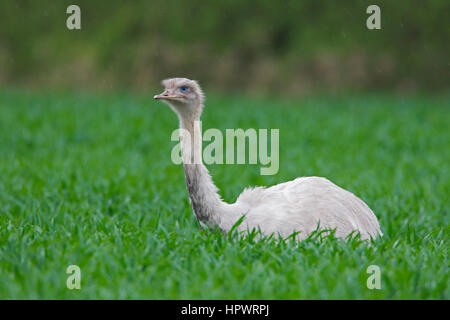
[154,78,383,240]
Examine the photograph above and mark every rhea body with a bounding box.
[154,78,382,240]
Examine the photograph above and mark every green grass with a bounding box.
[0,90,448,299]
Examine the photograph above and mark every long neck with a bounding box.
[179,115,227,230]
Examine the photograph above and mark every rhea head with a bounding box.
[154,77,204,120]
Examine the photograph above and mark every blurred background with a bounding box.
[0,0,448,95]
[0,1,449,300]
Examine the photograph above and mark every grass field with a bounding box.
[0,90,448,299]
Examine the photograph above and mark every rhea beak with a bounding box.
[154,91,180,100]
[153,93,166,100]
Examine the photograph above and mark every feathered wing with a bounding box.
[234,176,382,240]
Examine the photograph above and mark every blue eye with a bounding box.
[180,86,188,93]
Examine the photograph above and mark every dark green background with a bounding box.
[0,0,448,93]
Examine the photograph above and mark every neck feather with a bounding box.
[179,112,226,229]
